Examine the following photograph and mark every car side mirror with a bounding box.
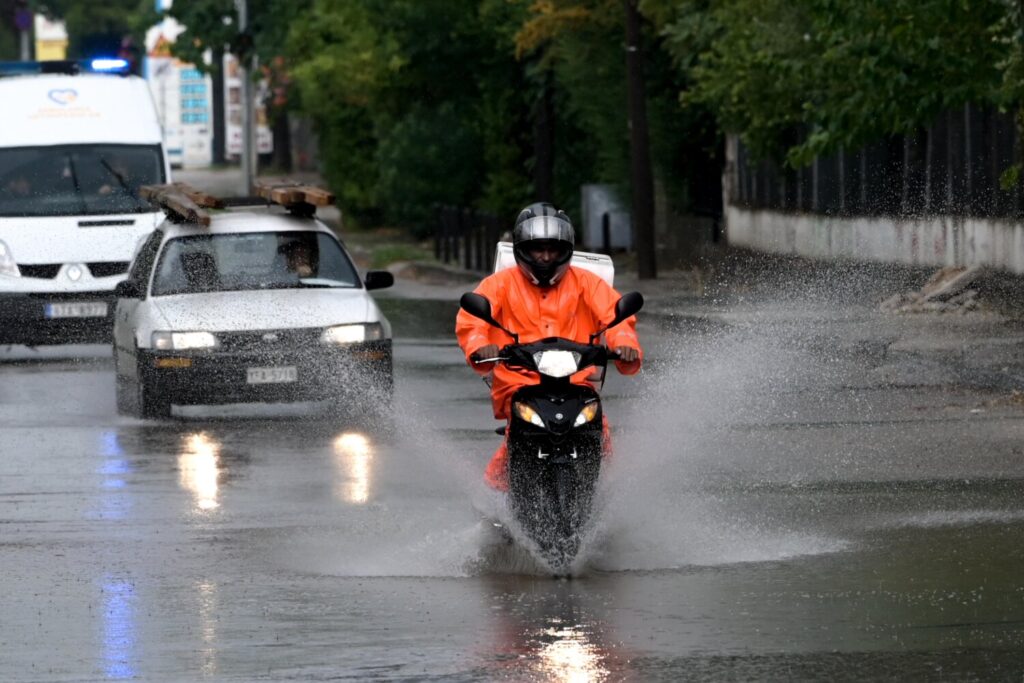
[364,270,394,290]
[114,279,143,299]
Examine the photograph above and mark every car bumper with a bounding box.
[137,340,393,405]
[0,292,116,345]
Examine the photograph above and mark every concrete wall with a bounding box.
[726,206,1024,275]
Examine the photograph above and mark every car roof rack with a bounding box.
[139,183,224,226]
[256,180,335,218]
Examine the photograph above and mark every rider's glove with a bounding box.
[471,344,500,363]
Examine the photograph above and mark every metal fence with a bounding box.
[732,104,1024,219]
[435,205,505,272]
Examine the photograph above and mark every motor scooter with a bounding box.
[460,291,643,572]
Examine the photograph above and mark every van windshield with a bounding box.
[0,144,164,217]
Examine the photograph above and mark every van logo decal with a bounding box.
[47,89,78,106]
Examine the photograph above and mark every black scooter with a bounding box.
[460,291,644,573]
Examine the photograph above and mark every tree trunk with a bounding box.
[273,110,293,173]
[623,0,657,279]
[533,68,555,203]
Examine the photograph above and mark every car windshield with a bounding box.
[151,231,361,296]
[0,144,164,217]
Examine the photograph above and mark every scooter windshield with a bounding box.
[533,350,581,378]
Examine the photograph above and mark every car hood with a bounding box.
[150,288,380,333]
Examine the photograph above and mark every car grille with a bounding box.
[87,262,130,278]
[17,262,130,279]
[217,328,324,352]
[19,264,61,279]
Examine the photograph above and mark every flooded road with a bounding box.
[2,291,1024,680]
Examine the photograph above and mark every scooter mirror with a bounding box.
[589,291,644,344]
[610,292,644,328]
[460,292,521,343]
[460,292,496,325]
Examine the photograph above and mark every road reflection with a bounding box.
[196,579,218,676]
[483,579,621,682]
[92,430,132,521]
[101,575,136,680]
[332,432,375,504]
[178,432,223,512]
[534,620,609,682]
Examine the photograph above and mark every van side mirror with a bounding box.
[114,280,142,299]
[364,270,394,290]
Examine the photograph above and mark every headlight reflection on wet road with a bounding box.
[101,575,136,680]
[196,580,218,676]
[535,622,608,683]
[178,432,223,512]
[332,432,374,504]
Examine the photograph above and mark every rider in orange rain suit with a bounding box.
[455,202,642,491]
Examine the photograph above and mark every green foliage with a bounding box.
[287,0,535,232]
[35,0,156,59]
[660,0,1012,167]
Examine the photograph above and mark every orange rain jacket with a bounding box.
[455,265,643,420]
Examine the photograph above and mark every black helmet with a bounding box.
[512,202,575,286]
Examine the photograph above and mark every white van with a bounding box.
[0,60,170,345]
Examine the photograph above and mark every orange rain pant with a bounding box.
[484,414,614,492]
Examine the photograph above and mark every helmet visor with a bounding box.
[513,215,574,245]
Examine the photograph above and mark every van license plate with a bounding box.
[246,366,298,384]
[44,302,108,318]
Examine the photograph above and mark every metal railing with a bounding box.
[731,104,1024,219]
[435,205,505,272]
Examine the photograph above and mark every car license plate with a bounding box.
[44,302,108,318]
[246,366,298,384]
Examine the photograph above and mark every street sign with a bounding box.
[14,9,32,32]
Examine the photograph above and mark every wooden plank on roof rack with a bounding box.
[256,181,336,209]
[139,184,213,226]
[170,182,224,209]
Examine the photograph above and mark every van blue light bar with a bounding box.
[90,58,130,73]
[0,59,132,77]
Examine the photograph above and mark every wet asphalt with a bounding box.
[2,287,1024,681]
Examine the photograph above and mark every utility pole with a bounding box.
[14,1,32,61]
[235,0,256,195]
[623,0,657,279]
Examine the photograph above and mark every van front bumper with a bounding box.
[0,292,116,344]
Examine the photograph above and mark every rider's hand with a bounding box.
[613,346,639,363]
[471,344,500,363]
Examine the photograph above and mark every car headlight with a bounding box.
[0,240,20,278]
[321,323,384,344]
[151,331,219,350]
[513,401,546,428]
[574,402,600,427]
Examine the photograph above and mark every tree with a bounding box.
[34,0,156,61]
[287,0,535,232]
[659,0,1010,168]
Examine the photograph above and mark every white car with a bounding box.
[112,192,393,418]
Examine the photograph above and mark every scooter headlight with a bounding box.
[0,240,20,278]
[533,350,581,378]
[574,402,599,427]
[513,401,546,428]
